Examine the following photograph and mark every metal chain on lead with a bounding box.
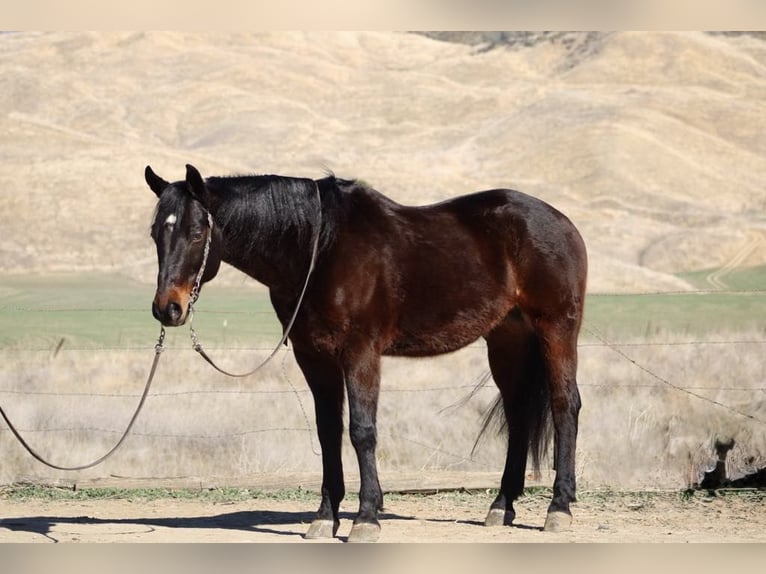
[155,325,166,353]
[189,307,201,351]
[188,211,213,352]
[190,211,214,307]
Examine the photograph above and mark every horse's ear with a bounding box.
[145,165,169,197]
[185,163,211,208]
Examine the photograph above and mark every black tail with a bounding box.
[473,338,553,477]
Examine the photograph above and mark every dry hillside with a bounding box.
[1,31,764,293]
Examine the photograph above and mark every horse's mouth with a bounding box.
[152,289,191,327]
[152,301,189,327]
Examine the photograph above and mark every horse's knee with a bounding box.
[349,422,377,451]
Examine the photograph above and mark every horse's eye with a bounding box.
[191,230,204,242]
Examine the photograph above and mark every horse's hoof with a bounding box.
[347,521,381,543]
[543,511,572,532]
[484,507,514,527]
[304,519,339,539]
[484,508,505,527]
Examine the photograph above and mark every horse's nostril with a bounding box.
[152,300,183,325]
[167,302,182,322]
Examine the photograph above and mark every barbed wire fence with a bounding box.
[1,287,765,490]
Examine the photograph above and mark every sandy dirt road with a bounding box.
[1,488,764,543]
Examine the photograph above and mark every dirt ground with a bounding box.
[1,488,764,543]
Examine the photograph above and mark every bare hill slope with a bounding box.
[1,31,764,292]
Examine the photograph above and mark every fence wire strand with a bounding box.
[584,325,766,426]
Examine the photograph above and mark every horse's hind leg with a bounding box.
[537,316,582,532]
[484,312,546,527]
[294,350,346,539]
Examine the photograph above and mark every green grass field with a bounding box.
[1,267,764,350]
[585,291,766,340]
[587,265,766,339]
[678,264,766,292]
[0,273,282,350]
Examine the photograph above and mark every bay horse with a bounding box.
[145,164,587,542]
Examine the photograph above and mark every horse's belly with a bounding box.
[384,305,505,357]
[384,332,479,357]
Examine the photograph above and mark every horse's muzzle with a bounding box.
[152,284,193,327]
[152,299,187,327]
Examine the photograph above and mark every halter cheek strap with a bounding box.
[189,211,215,307]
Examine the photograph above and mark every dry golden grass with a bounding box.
[1,329,763,490]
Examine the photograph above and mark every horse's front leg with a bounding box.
[343,348,383,542]
[294,350,346,539]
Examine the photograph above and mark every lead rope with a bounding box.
[188,181,322,378]
[0,327,167,471]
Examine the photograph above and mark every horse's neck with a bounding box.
[218,214,310,295]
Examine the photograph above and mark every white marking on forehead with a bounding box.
[165,213,177,225]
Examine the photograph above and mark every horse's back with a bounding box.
[333,185,587,356]
[409,188,587,297]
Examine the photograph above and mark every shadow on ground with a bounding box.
[0,508,432,542]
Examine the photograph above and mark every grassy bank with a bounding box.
[3,483,763,506]
[0,483,320,503]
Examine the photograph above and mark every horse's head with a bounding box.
[146,164,222,327]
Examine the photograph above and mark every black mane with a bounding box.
[208,174,346,258]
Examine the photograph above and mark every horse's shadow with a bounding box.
[0,509,420,542]
[0,508,543,542]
